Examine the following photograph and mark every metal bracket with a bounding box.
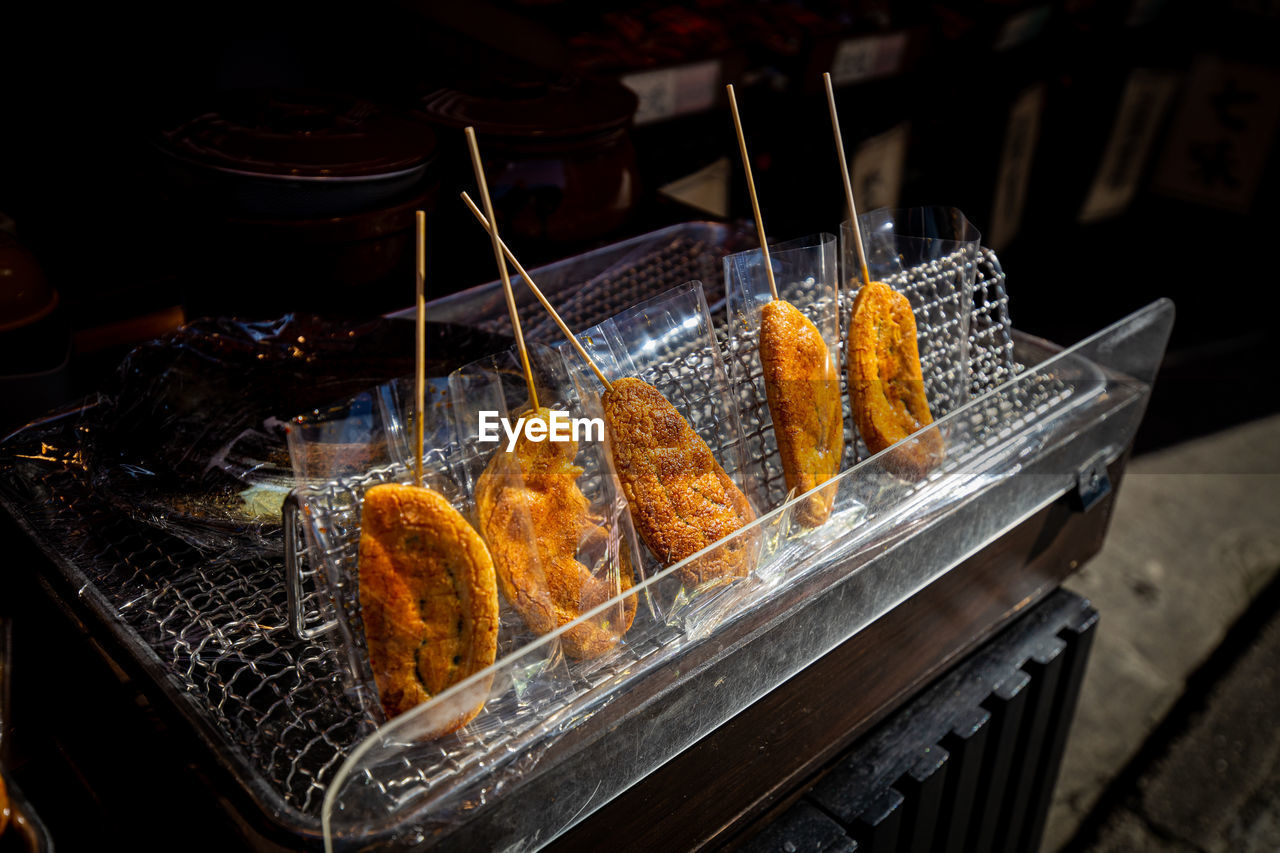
[1072,451,1113,512]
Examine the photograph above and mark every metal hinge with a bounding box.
[1072,451,1113,512]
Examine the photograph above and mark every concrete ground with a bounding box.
[1042,414,1280,851]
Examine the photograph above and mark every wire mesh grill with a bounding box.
[474,228,748,342]
[0,467,363,823]
[2,229,1021,843]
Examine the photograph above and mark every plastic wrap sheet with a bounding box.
[570,281,763,633]
[39,316,507,556]
[450,346,643,660]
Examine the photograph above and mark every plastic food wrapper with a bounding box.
[0,316,503,563]
[566,281,765,633]
[448,344,643,663]
[285,338,650,738]
[841,207,982,439]
[723,232,849,530]
[286,371,482,735]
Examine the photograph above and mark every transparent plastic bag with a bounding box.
[286,378,483,736]
[723,232,849,528]
[840,207,982,466]
[565,281,764,634]
[447,344,642,664]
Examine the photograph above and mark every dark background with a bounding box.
[3,0,1278,451]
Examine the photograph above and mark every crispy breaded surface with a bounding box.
[357,483,499,730]
[476,408,636,659]
[602,377,757,588]
[846,281,944,477]
[759,299,845,526]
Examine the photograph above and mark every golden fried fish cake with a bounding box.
[602,377,757,589]
[357,483,499,731]
[759,299,845,526]
[476,408,636,659]
[846,281,944,477]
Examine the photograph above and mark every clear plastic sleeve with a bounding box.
[723,232,849,525]
[286,377,472,734]
[567,281,765,632]
[841,207,983,443]
[447,344,642,663]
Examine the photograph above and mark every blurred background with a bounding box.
[2,0,1277,449]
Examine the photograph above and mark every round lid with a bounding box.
[417,76,638,140]
[161,90,437,179]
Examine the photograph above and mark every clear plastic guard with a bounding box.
[319,297,1174,852]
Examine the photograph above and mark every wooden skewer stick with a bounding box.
[464,127,540,412]
[823,72,871,288]
[726,84,779,302]
[460,192,613,391]
[414,210,427,488]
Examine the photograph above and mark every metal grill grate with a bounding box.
[0,467,363,823]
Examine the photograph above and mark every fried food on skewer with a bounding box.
[476,407,637,659]
[602,377,757,589]
[358,483,499,730]
[846,281,944,478]
[725,83,843,525]
[759,300,844,526]
[457,193,757,591]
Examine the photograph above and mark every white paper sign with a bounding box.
[622,60,721,126]
[989,84,1045,251]
[1080,69,1180,222]
[831,32,909,86]
[852,123,909,213]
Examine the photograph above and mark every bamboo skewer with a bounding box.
[726,84,779,302]
[460,191,613,392]
[823,72,872,288]
[414,210,427,488]
[465,127,540,412]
